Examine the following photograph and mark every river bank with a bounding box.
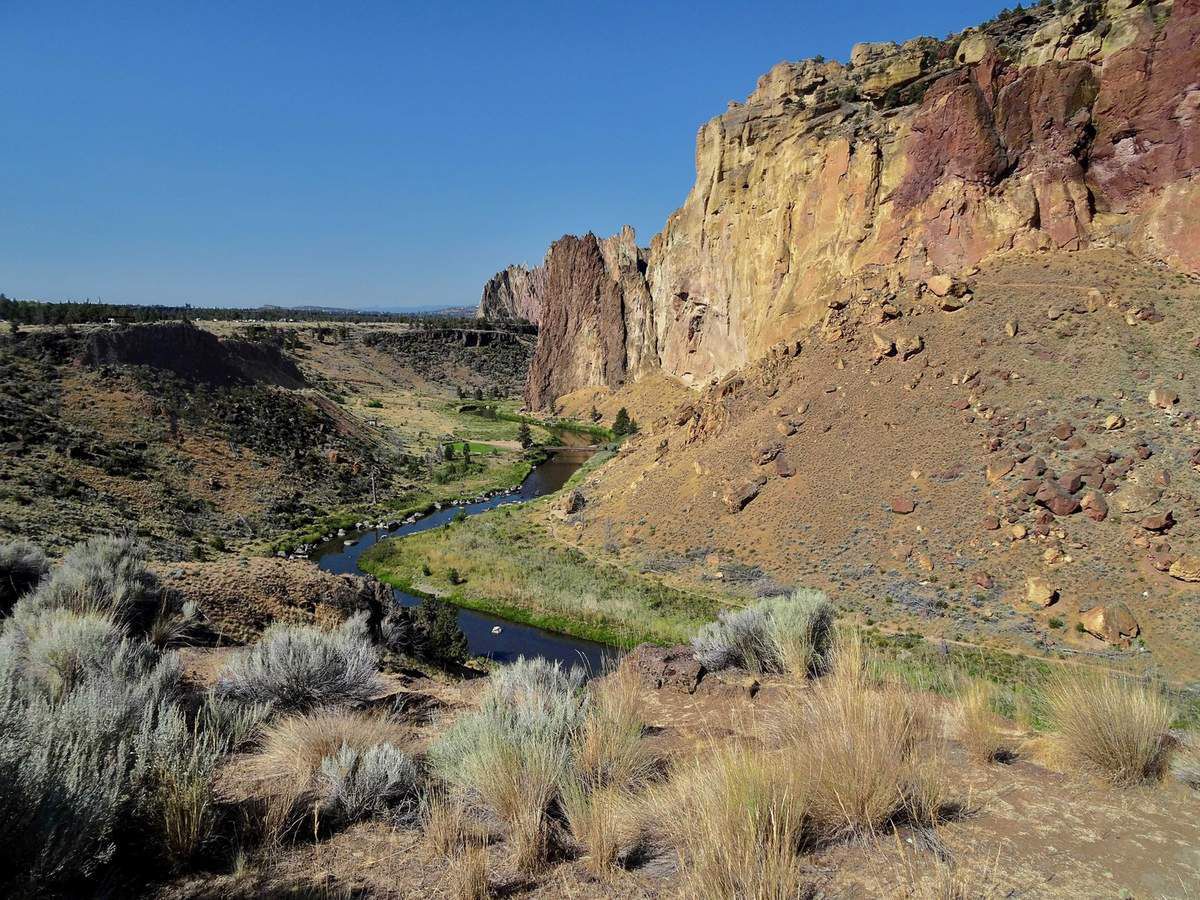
[357,498,722,649]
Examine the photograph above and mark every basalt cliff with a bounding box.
[481,0,1200,409]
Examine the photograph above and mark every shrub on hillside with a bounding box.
[691,590,834,676]
[770,629,954,841]
[215,617,382,711]
[0,610,195,891]
[1046,673,1176,785]
[316,742,421,827]
[1,605,159,702]
[249,709,416,839]
[429,657,587,873]
[26,535,161,629]
[0,540,48,615]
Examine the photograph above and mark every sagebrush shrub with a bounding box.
[0,540,48,615]
[429,657,586,874]
[26,535,161,628]
[216,618,382,711]
[316,742,421,826]
[692,590,834,676]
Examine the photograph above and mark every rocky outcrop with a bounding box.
[478,264,546,323]
[522,231,651,409]
[154,557,388,644]
[85,322,306,388]
[483,0,1200,404]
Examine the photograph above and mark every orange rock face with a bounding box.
[483,0,1199,406]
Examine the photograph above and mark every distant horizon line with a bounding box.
[0,294,478,315]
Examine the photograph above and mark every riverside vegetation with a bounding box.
[3,539,1196,897]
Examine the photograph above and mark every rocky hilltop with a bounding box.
[483,0,1199,408]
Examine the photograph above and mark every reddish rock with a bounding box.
[981,515,1000,531]
[1047,495,1081,517]
[1140,510,1175,532]
[1052,423,1075,441]
[723,477,767,513]
[974,571,994,589]
[522,234,631,410]
[1058,473,1083,495]
[891,497,917,514]
[1019,456,1047,478]
[774,454,796,478]
[986,456,1015,482]
[623,643,704,693]
[755,444,783,465]
[1080,490,1109,522]
[1063,436,1088,450]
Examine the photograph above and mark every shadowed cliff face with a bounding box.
[522,233,630,410]
[484,0,1200,405]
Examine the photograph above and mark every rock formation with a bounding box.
[482,0,1200,406]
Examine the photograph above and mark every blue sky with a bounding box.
[1,0,1005,310]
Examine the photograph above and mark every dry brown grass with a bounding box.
[1045,673,1176,785]
[773,629,953,841]
[893,829,1005,899]
[560,781,642,880]
[658,743,812,900]
[422,787,494,860]
[572,665,659,792]
[957,680,1017,764]
[248,708,411,841]
[447,842,490,900]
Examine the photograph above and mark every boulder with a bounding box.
[1078,603,1140,646]
[897,333,924,360]
[1168,555,1200,582]
[723,477,767,513]
[1080,490,1109,521]
[1140,510,1175,532]
[1027,576,1058,607]
[560,489,586,515]
[1148,387,1180,410]
[987,456,1016,482]
[622,643,704,693]
[773,454,796,478]
[891,497,917,514]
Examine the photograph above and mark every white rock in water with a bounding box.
[491,626,502,635]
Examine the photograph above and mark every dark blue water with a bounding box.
[312,450,618,672]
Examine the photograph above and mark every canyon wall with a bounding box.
[483,0,1200,407]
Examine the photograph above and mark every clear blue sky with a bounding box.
[1,0,1004,310]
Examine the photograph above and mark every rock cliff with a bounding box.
[484,0,1200,406]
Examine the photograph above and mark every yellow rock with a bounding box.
[1026,575,1058,607]
[1169,555,1200,582]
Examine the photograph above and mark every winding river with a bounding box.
[311,445,616,672]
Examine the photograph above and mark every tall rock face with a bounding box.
[478,264,545,323]
[522,232,645,410]
[485,0,1200,402]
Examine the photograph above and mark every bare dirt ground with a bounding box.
[553,250,1200,682]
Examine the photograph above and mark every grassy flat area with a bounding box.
[359,501,721,647]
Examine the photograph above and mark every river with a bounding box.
[311,447,617,672]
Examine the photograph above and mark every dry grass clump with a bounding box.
[250,708,418,839]
[1045,673,1176,785]
[430,657,660,878]
[572,665,659,792]
[774,629,954,841]
[658,743,812,900]
[958,680,1017,764]
[447,842,490,900]
[429,657,585,874]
